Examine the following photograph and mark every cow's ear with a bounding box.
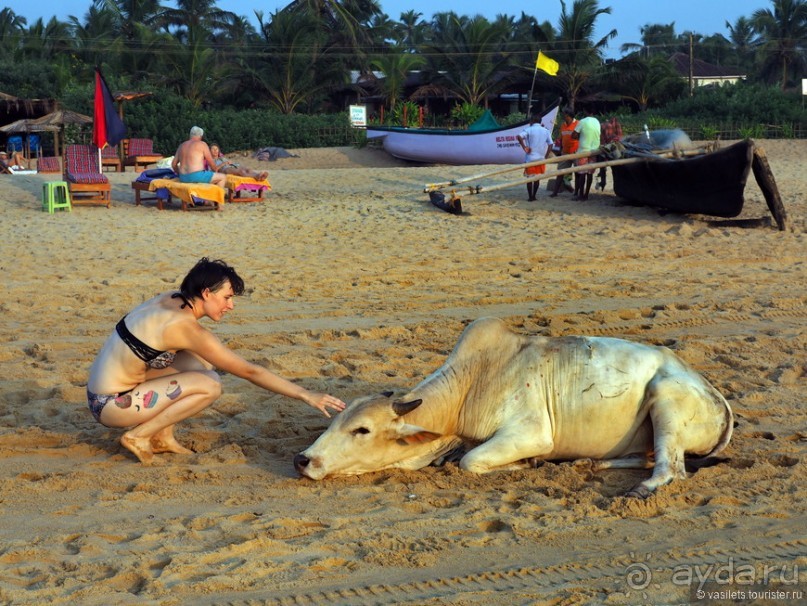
[392,399,423,416]
[395,423,442,445]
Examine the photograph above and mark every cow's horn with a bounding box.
[392,399,423,416]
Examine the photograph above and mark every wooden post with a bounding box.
[689,33,695,97]
[751,145,788,231]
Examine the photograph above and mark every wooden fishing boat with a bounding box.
[423,136,786,230]
[365,106,559,165]
[611,139,754,217]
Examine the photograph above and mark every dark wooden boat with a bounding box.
[611,139,754,218]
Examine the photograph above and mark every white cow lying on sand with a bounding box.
[294,318,734,497]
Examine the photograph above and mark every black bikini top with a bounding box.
[115,317,166,362]
[115,294,191,367]
[171,292,193,309]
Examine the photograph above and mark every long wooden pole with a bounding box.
[463,157,650,196]
[424,149,600,192]
[424,145,713,193]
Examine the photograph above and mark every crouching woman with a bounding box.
[87,257,345,464]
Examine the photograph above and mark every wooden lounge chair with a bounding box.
[64,144,111,207]
[123,138,163,172]
[37,156,62,174]
[101,145,122,172]
[224,174,272,203]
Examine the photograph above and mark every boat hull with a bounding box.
[365,107,559,165]
[612,140,754,218]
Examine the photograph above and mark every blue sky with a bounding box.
[22,0,768,59]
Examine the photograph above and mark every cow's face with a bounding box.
[294,392,447,480]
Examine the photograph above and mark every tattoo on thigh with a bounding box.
[165,380,182,400]
[142,390,159,409]
[114,394,132,409]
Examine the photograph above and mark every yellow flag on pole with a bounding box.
[535,51,559,76]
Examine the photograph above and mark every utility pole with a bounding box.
[689,33,695,97]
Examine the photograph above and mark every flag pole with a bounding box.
[526,64,539,120]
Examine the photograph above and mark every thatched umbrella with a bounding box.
[113,91,153,119]
[31,109,93,156]
[0,118,60,158]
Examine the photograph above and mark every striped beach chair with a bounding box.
[123,138,163,172]
[37,156,61,174]
[101,145,122,172]
[64,144,111,207]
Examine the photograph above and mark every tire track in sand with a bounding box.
[209,538,807,605]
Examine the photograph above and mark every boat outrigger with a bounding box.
[423,135,787,230]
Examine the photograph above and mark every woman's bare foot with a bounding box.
[150,436,194,455]
[150,427,194,455]
[257,171,269,182]
[121,433,154,464]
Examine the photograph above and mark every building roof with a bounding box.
[669,53,746,79]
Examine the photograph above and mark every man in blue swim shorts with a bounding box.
[171,126,227,186]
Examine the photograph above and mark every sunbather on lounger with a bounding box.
[0,150,29,173]
[171,126,227,187]
[210,145,268,182]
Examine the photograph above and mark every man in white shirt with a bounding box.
[517,115,554,201]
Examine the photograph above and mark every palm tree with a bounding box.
[286,0,384,61]
[92,0,163,41]
[159,36,221,106]
[19,17,74,62]
[88,0,164,80]
[620,23,677,58]
[158,0,238,45]
[604,53,684,110]
[420,12,512,106]
[69,6,123,72]
[726,16,761,51]
[726,15,762,69]
[248,9,340,113]
[0,8,26,55]
[396,10,427,53]
[751,0,807,89]
[553,0,617,110]
[369,51,425,111]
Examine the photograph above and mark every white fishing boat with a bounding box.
[365,106,559,165]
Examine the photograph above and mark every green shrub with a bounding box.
[390,101,421,127]
[700,125,719,140]
[737,124,765,139]
[450,103,484,128]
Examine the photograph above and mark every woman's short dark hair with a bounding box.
[179,258,245,298]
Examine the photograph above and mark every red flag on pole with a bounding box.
[93,68,126,149]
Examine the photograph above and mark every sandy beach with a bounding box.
[0,140,804,605]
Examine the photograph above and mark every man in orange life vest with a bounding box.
[550,107,579,198]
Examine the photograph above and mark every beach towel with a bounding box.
[224,174,272,194]
[148,179,224,207]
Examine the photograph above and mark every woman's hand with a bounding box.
[302,390,346,417]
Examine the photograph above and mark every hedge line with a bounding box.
[122,98,359,155]
[62,83,807,153]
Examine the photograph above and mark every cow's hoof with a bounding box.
[572,458,595,471]
[432,445,466,466]
[625,485,654,499]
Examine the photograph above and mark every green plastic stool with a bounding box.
[42,181,72,213]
